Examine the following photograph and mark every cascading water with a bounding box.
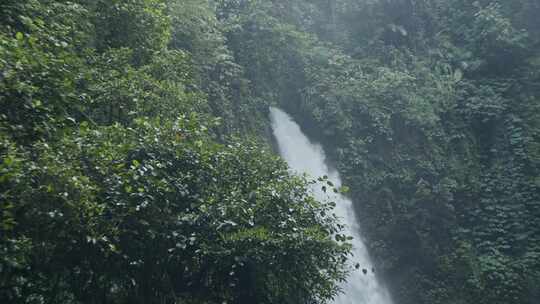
[269,107,393,304]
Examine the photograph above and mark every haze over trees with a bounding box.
[1,1,539,304]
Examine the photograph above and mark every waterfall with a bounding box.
[269,107,393,304]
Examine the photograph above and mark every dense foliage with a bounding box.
[2,0,540,304]
[0,1,351,303]
[209,0,540,303]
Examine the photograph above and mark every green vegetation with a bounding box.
[212,0,540,303]
[2,0,540,303]
[0,1,350,303]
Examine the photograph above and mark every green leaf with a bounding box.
[339,186,350,194]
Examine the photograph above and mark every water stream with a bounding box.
[269,107,393,304]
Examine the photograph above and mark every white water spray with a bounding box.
[269,107,393,304]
